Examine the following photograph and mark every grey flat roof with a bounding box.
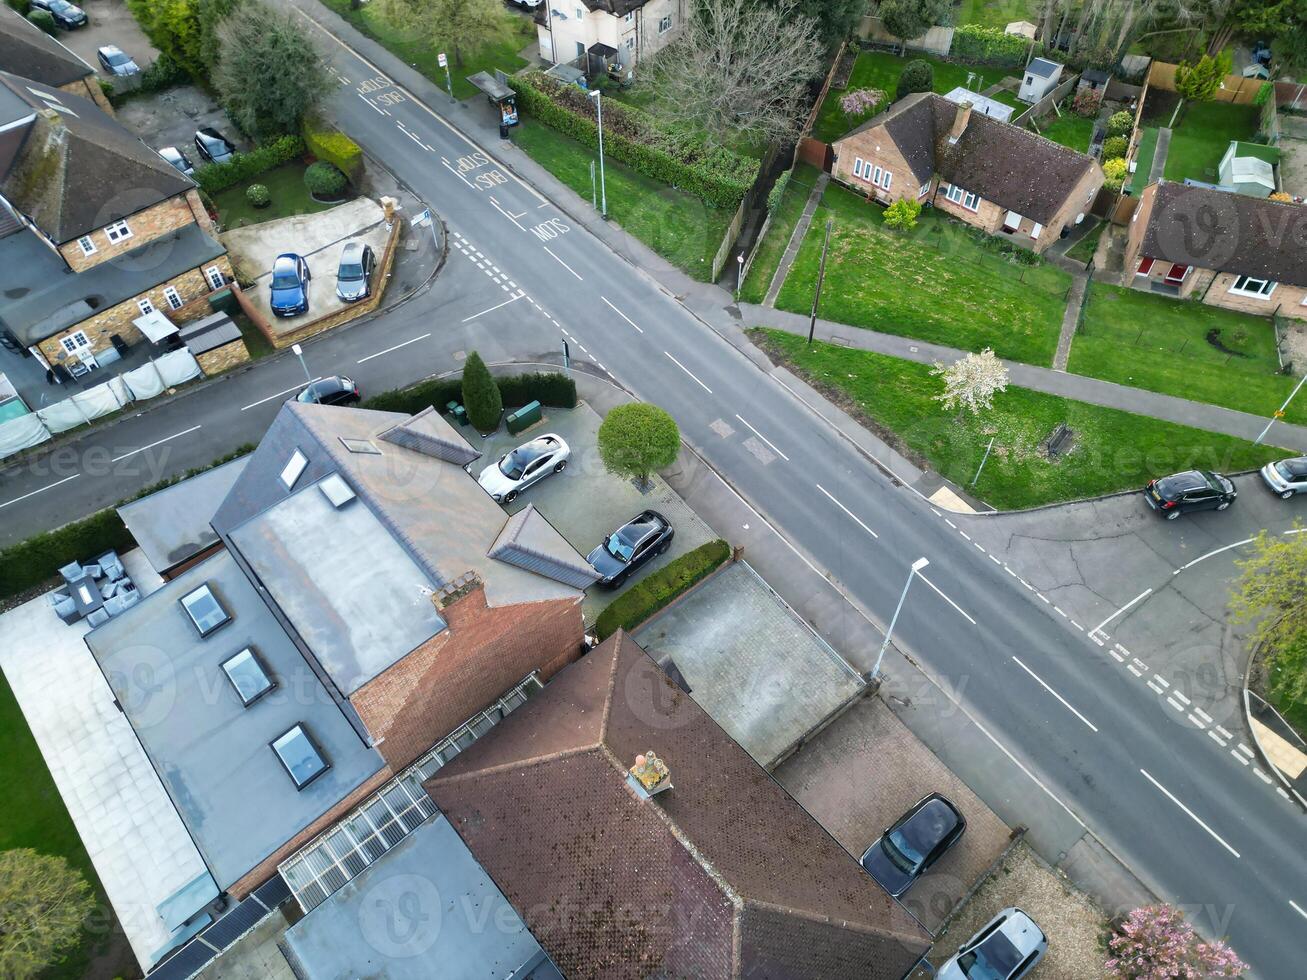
[86,550,386,890]
[229,475,447,696]
[118,457,248,575]
[281,817,554,980]
[178,311,242,356]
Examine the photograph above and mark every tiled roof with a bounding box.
[428,632,932,980]
[378,406,482,466]
[0,5,94,87]
[488,505,599,589]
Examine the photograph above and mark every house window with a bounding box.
[59,331,90,355]
[575,7,583,18]
[281,449,308,490]
[77,236,96,256]
[1229,275,1276,298]
[222,648,275,706]
[272,724,330,789]
[104,220,132,244]
[624,11,633,23]
[881,170,892,190]
[137,297,155,315]
[163,286,184,310]
[204,266,226,290]
[853,158,864,179]
[872,165,883,186]
[625,37,634,51]
[918,181,931,197]
[658,14,673,33]
[944,184,979,211]
[1025,75,1034,85]
[1136,257,1154,276]
[576,41,585,58]
[1030,222,1043,239]
[180,584,231,637]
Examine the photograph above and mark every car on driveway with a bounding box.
[269,253,311,318]
[1260,457,1307,499]
[1144,470,1236,520]
[937,907,1047,980]
[859,793,966,897]
[32,0,86,28]
[587,510,674,587]
[296,376,360,407]
[477,434,569,503]
[158,146,194,177]
[335,241,376,302]
[97,45,139,75]
[194,127,236,164]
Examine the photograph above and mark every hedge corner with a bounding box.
[594,539,732,640]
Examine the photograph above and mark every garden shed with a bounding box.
[1219,141,1277,197]
[1019,58,1063,103]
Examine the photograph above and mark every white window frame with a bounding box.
[624,11,633,23]
[944,184,979,212]
[575,6,583,18]
[658,14,673,33]
[104,220,132,244]
[205,265,225,290]
[1030,222,1043,239]
[853,158,865,179]
[872,164,883,186]
[1229,275,1276,299]
[59,330,90,355]
[137,297,155,315]
[163,285,184,310]
[881,170,892,190]
[918,181,931,197]
[77,235,96,256]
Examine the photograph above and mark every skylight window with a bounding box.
[180,584,230,637]
[280,449,308,490]
[272,725,330,789]
[338,438,381,455]
[221,648,275,706]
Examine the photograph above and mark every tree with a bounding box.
[895,58,934,98]
[212,3,331,137]
[883,198,922,230]
[766,0,868,45]
[645,0,823,149]
[1106,905,1246,979]
[1169,49,1233,126]
[461,351,502,432]
[196,0,245,73]
[598,403,680,488]
[1231,524,1307,705]
[878,0,950,52]
[1106,110,1135,137]
[1102,157,1129,190]
[932,349,1008,417]
[373,0,507,68]
[840,88,887,121]
[0,849,95,978]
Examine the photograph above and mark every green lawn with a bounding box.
[755,330,1286,509]
[212,163,345,230]
[317,0,533,100]
[987,88,1025,111]
[1129,127,1159,194]
[740,164,821,304]
[811,51,1020,143]
[775,181,1071,365]
[1069,284,1307,426]
[514,123,736,281]
[1064,222,1104,266]
[1163,101,1260,182]
[957,0,1041,28]
[1035,112,1096,153]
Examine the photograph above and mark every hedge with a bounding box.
[194,135,305,195]
[361,371,577,416]
[595,539,731,640]
[950,25,1044,68]
[26,8,55,34]
[303,122,364,183]
[510,73,758,209]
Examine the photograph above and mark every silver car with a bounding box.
[335,241,375,302]
[1260,457,1307,499]
[937,907,1047,980]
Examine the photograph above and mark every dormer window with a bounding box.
[180,584,231,637]
[272,724,330,789]
[77,236,96,256]
[222,648,275,706]
[280,449,307,490]
[104,220,132,244]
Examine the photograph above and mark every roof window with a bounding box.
[272,725,330,790]
[281,449,307,490]
[180,584,230,637]
[221,648,275,706]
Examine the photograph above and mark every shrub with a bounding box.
[1070,86,1101,117]
[6,0,31,15]
[1102,135,1128,160]
[304,161,348,198]
[595,540,731,639]
[766,171,790,214]
[139,51,190,94]
[597,403,680,486]
[1102,156,1128,190]
[461,352,503,432]
[194,135,305,195]
[896,60,933,99]
[26,8,55,33]
[1107,110,1134,137]
[496,372,576,409]
[840,88,887,120]
[951,24,1044,67]
[303,122,364,183]
[360,371,576,416]
[883,198,922,230]
[246,183,270,207]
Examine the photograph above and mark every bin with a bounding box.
[505,400,542,435]
[445,400,468,425]
[208,289,238,315]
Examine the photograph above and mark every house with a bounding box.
[87,400,591,965]
[536,0,685,75]
[0,70,234,377]
[1124,180,1307,318]
[427,630,934,979]
[0,3,115,114]
[1219,141,1277,197]
[832,93,1103,252]
[1018,57,1063,103]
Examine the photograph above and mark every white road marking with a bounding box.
[1292,900,1307,920]
[959,530,971,540]
[945,518,957,528]
[1209,730,1228,747]
[989,554,1002,566]
[357,92,388,115]
[110,425,202,463]
[1012,656,1099,732]
[1232,750,1249,765]
[542,245,583,280]
[734,415,790,461]
[1172,690,1191,705]
[1127,664,1143,677]
[1053,606,1067,618]
[916,571,977,626]
[1108,648,1125,663]
[241,378,322,411]
[664,352,712,393]
[1153,675,1170,688]
[1147,681,1166,694]
[1091,588,1153,635]
[1174,537,1255,573]
[1166,697,1186,712]
[969,714,1086,829]
[489,197,525,230]
[357,333,432,362]
[1217,725,1234,740]
[1186,713,1206,728]
[461,294,523,322]
[1193,707,1213,724]
[1237,743,1254,758]
[974,542,986,553]
[1139,769,1241,858]
[1037,593,1050,604]
[440,157,476,189]
[601,296,644,333]
[0,474,80,510]
[1070,620,1084,631]
[1253,767,1273,784]
[815,484,878,539]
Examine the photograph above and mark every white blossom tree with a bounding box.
[932,349,1009,417]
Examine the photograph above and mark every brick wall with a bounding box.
[57,196,202,271]
[351,586,584,772]
[58,78,113,116]
[1203,273,1307,320]
[1121,182,1157,277]
[935,189,1004,236]
[195,338,251,375]
[832,125,922,204]
[1031,162,1104,251]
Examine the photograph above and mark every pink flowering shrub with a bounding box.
[1106,905,1246,979]
[840,88,887,120]
[1070,86,1102,117]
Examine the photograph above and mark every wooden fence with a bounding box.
[1145,61,1265,104]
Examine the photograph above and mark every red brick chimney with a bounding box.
[628,751,672,799]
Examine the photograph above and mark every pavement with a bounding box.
[764,172,828,308]
[1277,114,1307,197]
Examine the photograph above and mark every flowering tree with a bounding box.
[840,88,886,120]
[932,349,1008,417]
[1105,905,1246,980]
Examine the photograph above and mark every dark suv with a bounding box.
[1145,470,1237,520]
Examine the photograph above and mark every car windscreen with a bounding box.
[958,933,1022,980]
[604,532,637,563]
[338,260,364,280]
[271,265,300,288]
[1154,475,1197,499]
[105,51,131,65]
[879,834,918,875]
[499,451,530,480]
[1276,460,1307,480]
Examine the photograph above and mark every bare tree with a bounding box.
[645,0,823,149]
[933,349,1009,417]
[373,0,507,68]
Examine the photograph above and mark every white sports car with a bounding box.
[477,434,570,503]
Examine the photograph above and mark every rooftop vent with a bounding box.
[627,751,671,800]
[318,473,356,508]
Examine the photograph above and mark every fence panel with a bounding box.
[0,413,51,458]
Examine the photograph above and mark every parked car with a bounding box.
[1144,470,1237,520]
[938,907,1047,980]
[158,146,194,177]
[477,434,569,503]
[31,0,86,28]
[296,376,360,406]
[508,0,542,8]
[96,44,139,75]
[1260,457,1307,499]
[587,510,674,587]
[194,127,236,165]
[860,793,966,898]
[335,241,376,302]
[269,253,311,317]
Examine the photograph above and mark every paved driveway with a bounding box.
[55,0,157,76]
[115,85,244,161]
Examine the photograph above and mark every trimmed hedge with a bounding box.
[595,539,731,640]
[27,8,55,34]
[304,161,348,197]
[950,25,1044,68]
[194,135,305,196]
[510,73,758,209]
[361,371,577,416]
[6,0,31,15]
[304,123,364,183]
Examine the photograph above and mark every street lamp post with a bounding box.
[292,343,315,402]
[589,89,608,219]
[1254,371,1307,445]
[871,557,930,680]
[736,253,744,299]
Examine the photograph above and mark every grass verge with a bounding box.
[956,0,1041,29]
[1064,222,1104,266]
[755,329,1285,509]
[740,164,821,304]
[1163,101,1259,182]
[212,162,344,229]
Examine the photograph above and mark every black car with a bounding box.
[586,510,674,587]
[295,376,361,406]
[1144,470,1237,520]
[32,0,86,27]
[860,793,966,897]
[194,127,235,165]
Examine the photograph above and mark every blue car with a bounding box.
[269,253,311,317]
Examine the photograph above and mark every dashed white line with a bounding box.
[461,294,524,322]
[0,474,80,510]
[1153,675,1170,689]
[915,571,977,626]
[1209,730,1229,747]
[1292,900,1307,920]
[601,296,644,333]
[664,352,713,393]
[1036,593,1050,604]
[440,157,475,189]
[1148,680,1166,694]
[1232,750,1250,766]
[1127,663,1143,677]
[945,518,957,529]
[1108,648,1125,663]
[1217,725,1234,740]
[1253,767,1273,784]
[959,530,971,541]
[488,197,525,230]
[815,484,878,539]
[111,425,203,463]
[988,554,1002,566]
[1053,606,1067,618]
[357,92,389,115]
[1012,656,1099,732]
[542,245,583,280]
[1193,707,1213,724]
[1166,697,1186,712]
[734,415,790,461]
[1237,743,1254,758]
[1139,769,1241,858]
[974,542,986,553]
[1091,588,1153,635]
[1172,690,1191,706]
[241,378,322,411]
[357,333,431,363]
[1070,620,1084,631]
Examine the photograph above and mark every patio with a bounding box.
[48,550,141,627]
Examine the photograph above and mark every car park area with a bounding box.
[50,0,156,77]
[114,85,245,167]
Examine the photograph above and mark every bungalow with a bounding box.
[831,92,1103,253]
[536,0,685,74]
[1124,181,1307,319]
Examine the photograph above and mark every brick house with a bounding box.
[830,92,1103,253]
[0,70,233,377]
[0,3,115,114]
[1124,180,1307,319]
[536,0,685,73]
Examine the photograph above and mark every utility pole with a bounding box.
[808,219,832,345]
[292,343,315,402]
[872,558,930,680]
[589,89,608,219]
[1255,371,1307,445]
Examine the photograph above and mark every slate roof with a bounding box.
[1139,181,1307,287]
[0,5,94,87]
[1026,57,1061,78]
[489,505,599,590]
[428,631,932,980]
[0,71,193,244]
[378,405,481,466]
[839,92,1098,224]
